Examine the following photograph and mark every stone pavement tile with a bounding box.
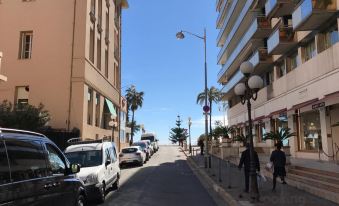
[190,154,339,206]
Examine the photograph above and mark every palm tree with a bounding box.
[196,86,221,137]
[263,128,295,146]
[125,86,144,144]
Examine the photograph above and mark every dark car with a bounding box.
[0,128,86,206]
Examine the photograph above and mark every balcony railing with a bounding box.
[217,18,261,81]
[292,0,337,31]
[216,0,228,29]
[216,0,238,46]
[267,23,297,55]
[221,70,244,95]
[217,0,254,64]
[265,0,296,18]
[249,48,273,73]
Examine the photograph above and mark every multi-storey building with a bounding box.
[216,0,339,162]
[0,0,129,150]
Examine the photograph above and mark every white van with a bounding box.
[141,132,159,152]
[64,138,120,203]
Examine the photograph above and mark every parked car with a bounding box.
[64,138,120,203]
[0,128,85,206]
[119,146,146,167]
[141,132,159,152]
[132,141,150,160]
[141,139,154,156]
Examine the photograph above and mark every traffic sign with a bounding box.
[203,105,210,113]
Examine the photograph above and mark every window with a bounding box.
[19,31,33,59]
[0,139,10,185]
[286,51,299,73]
[89,27,95,63]
[302,38,316,62]
[105,49,108,78]
[15,86,29,110]
[110,147,117,162]
[276,61,286,79]
[317,23,339,53]
[5,139,48,182]
[65,150,102,168]
[88,88,93,125]
[97,37,101,70]
[95,93,100,127]
[105,148,111,163]
[46,144,66,175]
[298,110,322,151]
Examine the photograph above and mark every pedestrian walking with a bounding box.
[238,143,260,193]
[198,139,204,155]
[270,142,287,191]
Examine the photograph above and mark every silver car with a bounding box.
[119,146,146,167]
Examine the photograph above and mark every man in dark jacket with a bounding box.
[270,142,287,191]
[238,143,260,193]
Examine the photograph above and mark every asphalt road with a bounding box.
[98,145,217,206]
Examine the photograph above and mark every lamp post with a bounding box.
[234,61,264,201]
[188,117,192,154]
[176,29,209,168]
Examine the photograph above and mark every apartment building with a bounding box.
[0,0,129,148]
[216,0,339,162]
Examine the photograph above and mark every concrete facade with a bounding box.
[216,0,339,162]
[0,0,129,148]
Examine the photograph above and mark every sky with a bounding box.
[121,0,227,144]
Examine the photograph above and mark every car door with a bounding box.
[44,142,78,206]
[0,136,13,206]
[104,146,114,186]
[3,138,51,206]
[110,146,119,182]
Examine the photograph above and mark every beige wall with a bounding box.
[0,0,125,142]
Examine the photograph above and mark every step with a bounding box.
[287,173,339,204]
[292,165,339,179]
[289,168,339,186]
[287,173,339,193]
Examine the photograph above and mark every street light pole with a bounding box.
[234,62,264,201]
[176,28,210,169]
[188,117,192,154]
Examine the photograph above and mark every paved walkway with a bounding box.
[190,153,338,206]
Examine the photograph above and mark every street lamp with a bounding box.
[188,117,192,154]
[234,61,263,201]
[176,29,209,168]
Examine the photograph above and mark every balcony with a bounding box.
[267,23,297,55]
[265,0,296,18]
[221,70,244,99]
[292,0,337,31]
[249,48,273,73]
[216,0,228,29]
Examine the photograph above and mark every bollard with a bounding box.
[218,158,222,182]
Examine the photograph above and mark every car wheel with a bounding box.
[76,194,85,206]
[139,160,144,166]
[112,175,120,190]
[97,183,106,203]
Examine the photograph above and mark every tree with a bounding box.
[196,86,221,137]
[125,85,144,144]
[263,128,295,146]
[126,120,140,136]
[212,121,234,140]
[169,116,188,146]
[0,100,50,131]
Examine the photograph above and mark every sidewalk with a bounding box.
[189,151,338,206]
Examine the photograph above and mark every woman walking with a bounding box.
[270,142,287,191]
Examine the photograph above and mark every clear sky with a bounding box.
[121,0,227,144]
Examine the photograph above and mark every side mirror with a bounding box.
[105,159,111,166]
[70,164,81,174]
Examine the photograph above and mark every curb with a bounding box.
[180,148,239,206]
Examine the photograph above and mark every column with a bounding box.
[319,108,332,161]
[288,114,298,158]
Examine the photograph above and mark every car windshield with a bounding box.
[132,142,146,149]
[65,150,102,168]
[141,136,155,142]
[122,148,138,153]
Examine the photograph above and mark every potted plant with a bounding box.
[212,121,234,146]
[233,134,248,147]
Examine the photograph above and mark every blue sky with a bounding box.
[121,0,227,144]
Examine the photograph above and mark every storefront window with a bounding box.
[299,110,322,151]
[255,122,266,142]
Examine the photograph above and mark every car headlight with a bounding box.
[83,173,98,185]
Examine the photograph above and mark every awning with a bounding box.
[288,98,319,111]
[267,108,287,118]
[105,98,117,119]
